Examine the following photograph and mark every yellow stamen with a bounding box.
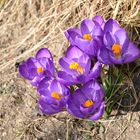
[83,34,92,40]
[112,44,121,56]
[83,100,94,108]
[69,62,79,70]
[77,66,84,74]
[51,92,61,100]
[69,62,84,74]
[37,67,43,74]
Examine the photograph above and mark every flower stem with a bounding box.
[108,65,113,85]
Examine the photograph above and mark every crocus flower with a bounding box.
[18,48,55,86]
[65,18,103,57]
[57,46,101,86]
[92,15,105,30]
[38,78,70,115]
[66,80,105,121]
[98,19,140,64]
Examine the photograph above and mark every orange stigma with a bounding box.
[69,62,84,74]
[37,67,43,74]
[83,100,94,108]
[51,92,61,100]
[112,44,121,57]
[83,34,92,41]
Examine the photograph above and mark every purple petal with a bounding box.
[92,15,105,29]
[36,48,53,60]
[64,28,81,45]
[91,21,103,37]
[18,62,30,80]
[97,47,112,65]
[18,58,40,80]
[78,54,91,75]
[104,19,120,34]
[38,57,48,68]
[30,76,41,87]
[50,79,69,97]
[76,75,86,84]
[38,58,55,77]
[80,105,94,116]
[114,29,129,52]
[87,61,102,80]
[80,18,95,35]
[94,36,104,48]
[45,59,55,77]
[65,45,85,60]
[57,71,77,86]
[38,79,69,115]
[37,78,51,96]
[18,57,47,86]
[66,92,85,118]
[75,36,91,48]
[109,52,123,64]
[40,95,60,105]
[123,42,140,63]
[76,39,98,56]
[59,57,76,75]
[80,88,95,100]
[28,68,38,79]
[27,58,44,74]
[26,57,38,68]
[59,53,91,84]
[103,32,116,47]
[89,102,104,121]
[81,80,104,99]
[71,90,86,105]
[50,80,61,93]
[39,97,62,115]
[66,81,105,120]
[66,104,85,118]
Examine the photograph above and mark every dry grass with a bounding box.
[0,0,140,73]
[0,0,140,140]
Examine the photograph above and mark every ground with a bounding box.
[0,0,140,140]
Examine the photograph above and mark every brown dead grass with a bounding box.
[0,0,140,140]
[0,0,140,73]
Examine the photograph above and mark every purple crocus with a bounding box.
[65,18,103,57]
[92,15,105,30]
[18,48,55,86]
[98,19,140,64]
[66,80,105,121]
[57,46,101,86]
[38,78,70,115]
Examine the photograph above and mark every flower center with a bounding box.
[83,34,92,40]
[69,62,84,74]
[51,92,61,100]
[112,44,121,56]
[83,100,94,108]
[37,67,43,74]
